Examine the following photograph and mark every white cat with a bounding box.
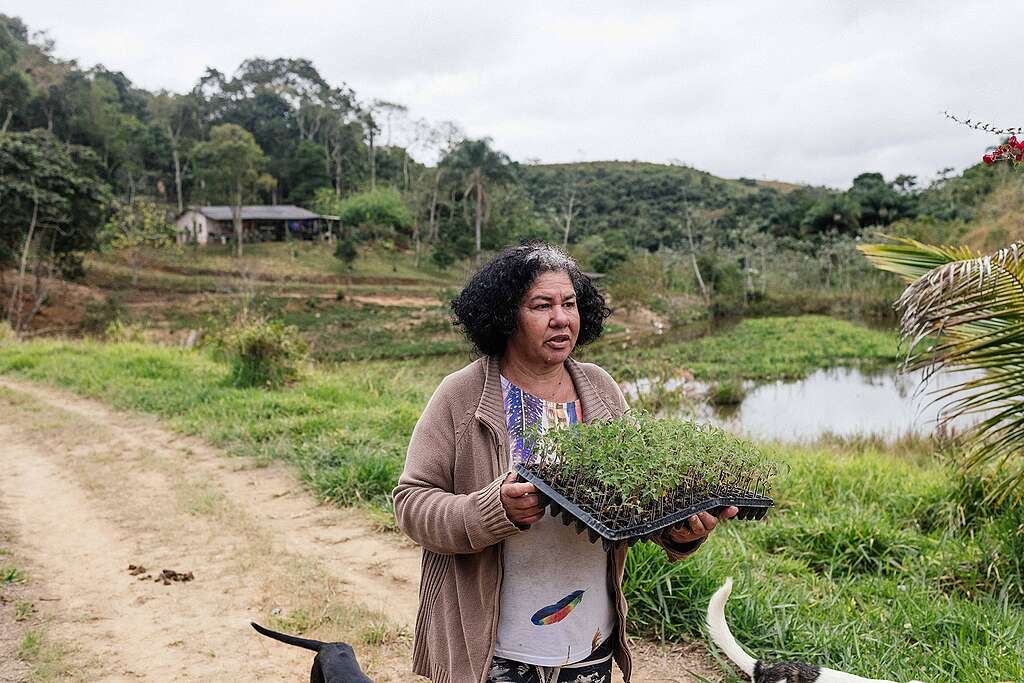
[706,578,926,683]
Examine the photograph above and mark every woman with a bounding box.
[394,243,736,683]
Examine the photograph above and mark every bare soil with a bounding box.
[0,378,721,682]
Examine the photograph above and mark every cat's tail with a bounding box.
[706,577,756,676]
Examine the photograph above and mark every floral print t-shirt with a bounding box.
[493,375,616,667]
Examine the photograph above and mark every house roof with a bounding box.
[189,205,321,221]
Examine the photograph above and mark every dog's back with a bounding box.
[251,622,372,683]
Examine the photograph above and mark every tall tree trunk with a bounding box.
[1,109,12,133]
[402,150,409,191]
[131,248,141,287]
[22,232,58,334]
[233,181,244,258]
[685,205,709,305]
[334,144,344,197]
[474,170,483,266]
[428,167,441,242]
[368,129,376,191]
[7,197,38,333]
[562,189,576,248]
[169,126,184,214]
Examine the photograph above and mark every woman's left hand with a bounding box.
[664,507,738,545]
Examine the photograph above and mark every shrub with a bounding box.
[0,320,16,343]
[607,252,666,307]
[104,320,145,343]
[337,188,414,240]
[80,296,126,335]
[431,243,457,269]
[334,237,358,269]
[707,378,747,406]
[590,231,631,274]
[216,315,307,388]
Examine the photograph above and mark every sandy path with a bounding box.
[0,378,720,682]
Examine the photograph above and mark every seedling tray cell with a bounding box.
[515,463,773,552]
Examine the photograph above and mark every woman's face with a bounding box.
[506,270,580,367]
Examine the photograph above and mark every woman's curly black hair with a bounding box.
[450,242,611,357]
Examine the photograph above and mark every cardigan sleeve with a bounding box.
[393,379,520,555]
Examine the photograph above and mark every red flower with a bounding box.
[983,154,994,164]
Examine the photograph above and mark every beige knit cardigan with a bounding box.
[393,355,697,683]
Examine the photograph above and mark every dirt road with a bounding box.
[0,378,720,682]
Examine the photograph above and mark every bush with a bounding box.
[104,320,145,343]
[707,378,747,406]
[80,296,126,335]
[607,252,666,307]
[337,188,414,240]
[216,316,308,388]
[334,237,358,269]
[590,231,631,273]
[431,243,457,269]
[0,320,16,343]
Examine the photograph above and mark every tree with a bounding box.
[336,188,413,241]
[0,18,30,133]
[99,199,176,285]
[0,130,108,335]
[359,106,381,191]
[149,90,202,213]
[800,193,861,236]
[441,138,514,264]
[193,124,267,257]
[420,120,463,251]
[284,139,331,205]
[860,236,1024,503]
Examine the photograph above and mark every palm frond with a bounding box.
[857,235,980,283]
[862,236,1024,504]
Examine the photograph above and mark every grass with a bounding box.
[1,316,1021,680]
[622,444,1024,681]
[87,241,462,290]
[17,629,78,682]
[2,565,26,583]
[0,339,463,509]
[590,315,900,382]
[1,543,74,682]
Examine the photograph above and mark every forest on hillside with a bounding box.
[1,11,1020,329]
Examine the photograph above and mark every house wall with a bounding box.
[175,211,209,244]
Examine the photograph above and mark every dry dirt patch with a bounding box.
[0,378,720,682]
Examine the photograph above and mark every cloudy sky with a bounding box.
[7,1,1022,188]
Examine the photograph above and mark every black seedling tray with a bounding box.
[515,463,773,552]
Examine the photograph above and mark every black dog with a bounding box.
[251,622,372,683]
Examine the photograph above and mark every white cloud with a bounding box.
[7,0,1022,187]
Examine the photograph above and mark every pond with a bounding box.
[622,365,988,442]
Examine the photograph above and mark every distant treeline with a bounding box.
[0,12,1013,275]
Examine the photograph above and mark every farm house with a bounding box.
[175,205,338,244]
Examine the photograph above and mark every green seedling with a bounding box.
[525,410,776,518]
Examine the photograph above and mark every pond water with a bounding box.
[623,365,989,442]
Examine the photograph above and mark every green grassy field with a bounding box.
[589,314,900,382]
[89,241,461,287]
[1,316,1021,681]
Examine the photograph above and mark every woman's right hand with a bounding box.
[500,471,545,527]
